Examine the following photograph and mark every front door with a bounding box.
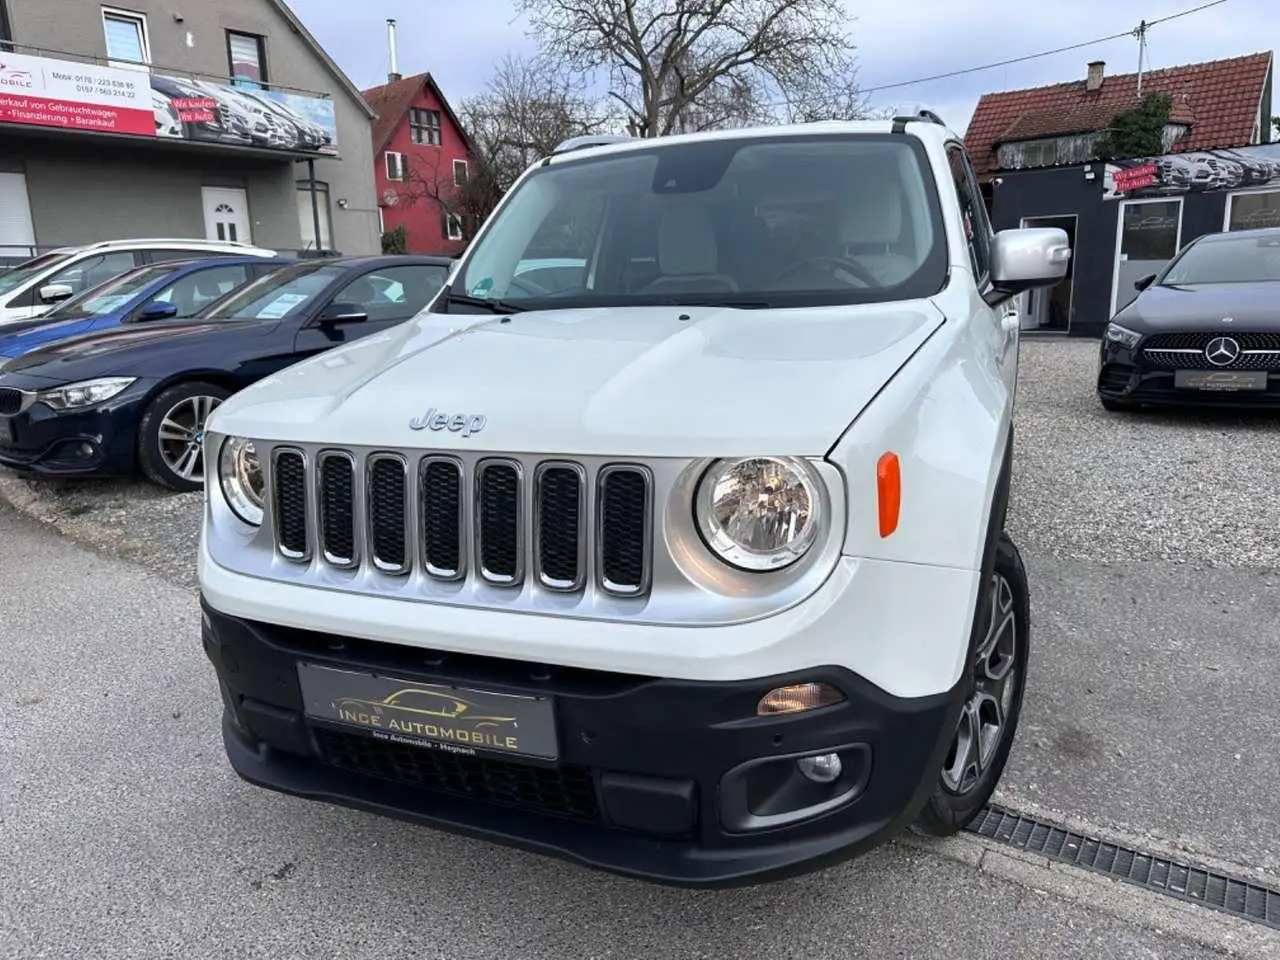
[201,187,252,244]
[1111,199,1182,316]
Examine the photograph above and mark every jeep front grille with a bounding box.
[268,446,653,598]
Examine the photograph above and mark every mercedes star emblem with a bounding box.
[1204,336,1241,366]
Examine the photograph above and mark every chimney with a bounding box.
[1086,60,1105,92]
[386,19,401,82]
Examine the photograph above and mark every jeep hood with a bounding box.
[210,302,945,457]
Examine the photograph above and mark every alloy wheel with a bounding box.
[156,394,222,483]
[941,571,1019,796]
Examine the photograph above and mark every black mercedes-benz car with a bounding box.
[1097,227,1280,411]
[0,255,452,490]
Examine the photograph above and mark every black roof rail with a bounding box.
[891,109,947,134]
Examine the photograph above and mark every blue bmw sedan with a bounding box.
[0,255,295,367]
[0,255,452,491]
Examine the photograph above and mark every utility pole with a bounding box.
[1134,19,1148,95]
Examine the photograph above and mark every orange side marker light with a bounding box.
[877,452,901,538]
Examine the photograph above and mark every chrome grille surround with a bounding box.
[205,437,847,628]
[532,460,589,593]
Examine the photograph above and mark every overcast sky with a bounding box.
[289,0,1276,136]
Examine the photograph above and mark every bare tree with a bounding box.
[459,53,608,193]
[514,0,872,137]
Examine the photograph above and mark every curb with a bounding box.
[0,469,179,572]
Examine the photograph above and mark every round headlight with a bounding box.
[694,457,822,572]
[218,436,264,526]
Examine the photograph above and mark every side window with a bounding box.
[48,251,140,296]
[946,146,990,280]
[153,264,250,316]
[330,265,448,323]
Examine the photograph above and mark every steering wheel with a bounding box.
[773,255,880,288]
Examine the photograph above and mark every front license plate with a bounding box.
[1174,369,1268,392]
[297,663,558,761]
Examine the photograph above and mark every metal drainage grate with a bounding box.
[964,805,1279,931]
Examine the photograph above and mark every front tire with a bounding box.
[912,532,1029,837]
[138,381,231,492]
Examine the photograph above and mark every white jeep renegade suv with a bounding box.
[198,113,1070,888]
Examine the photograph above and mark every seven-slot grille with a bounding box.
[1144,331,1280,370]
[269,447,651,597]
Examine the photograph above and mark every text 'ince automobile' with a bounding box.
[198,115,1069,888]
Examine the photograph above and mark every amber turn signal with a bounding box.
[877,452,901,538]
[757,682,846,716]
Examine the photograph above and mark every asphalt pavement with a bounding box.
[1,498,1276,959]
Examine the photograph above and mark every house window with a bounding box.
[1225,190,1280,231]
[227,31,268,89]
[445,213,463,241]
[453,159,468,186]
[296,179,333,251]
[385,151,406,181]
[102,6,150,69]
[410,108,442,146]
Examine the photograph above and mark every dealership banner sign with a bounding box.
[0,50,338,157]
[1103,142,1280,200]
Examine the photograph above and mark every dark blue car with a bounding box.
[0,255,453,491]
[0,255,295,366]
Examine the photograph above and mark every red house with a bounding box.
[362,71,477,256]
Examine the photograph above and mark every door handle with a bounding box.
[1000,313,1019,332]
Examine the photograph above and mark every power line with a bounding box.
[859,0,1231,96]
[458,0,1233,124]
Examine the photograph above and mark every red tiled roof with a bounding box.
[963,52,1273,175]
[361,72,476,156]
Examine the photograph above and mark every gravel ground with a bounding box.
[3,338,1280,580]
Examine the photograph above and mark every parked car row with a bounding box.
[0,243,453,490]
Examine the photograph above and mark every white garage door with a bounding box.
[0,172,36,259]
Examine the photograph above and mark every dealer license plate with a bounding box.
[1174,369,1268,392]
[297,663,559,760]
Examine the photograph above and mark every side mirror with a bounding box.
[1134,274,1157,292]
[139,299,179,321]
[984,227,1071,306]
[318,301,368,324]
[38,283,75,304]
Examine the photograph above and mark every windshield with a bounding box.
[44,265,176,319]
[202,263,343,320]
[451,133,947,310]
[1160,234,1280,285]
[0,252,74,297]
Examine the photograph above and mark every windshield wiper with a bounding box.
[443,291,526,314]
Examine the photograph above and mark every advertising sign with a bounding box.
[1102,143,1280,201]
[0,50,338,157]
[0,51,153,135]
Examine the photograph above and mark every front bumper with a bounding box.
[0,385,149,477]
[203,600,965,888]
[1098,337,1280,408]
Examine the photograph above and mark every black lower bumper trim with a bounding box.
[204,598,965,888]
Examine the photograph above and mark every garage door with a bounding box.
[0,172,36,260]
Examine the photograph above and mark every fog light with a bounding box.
[757,682,845,716]
[796,753,842,783]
